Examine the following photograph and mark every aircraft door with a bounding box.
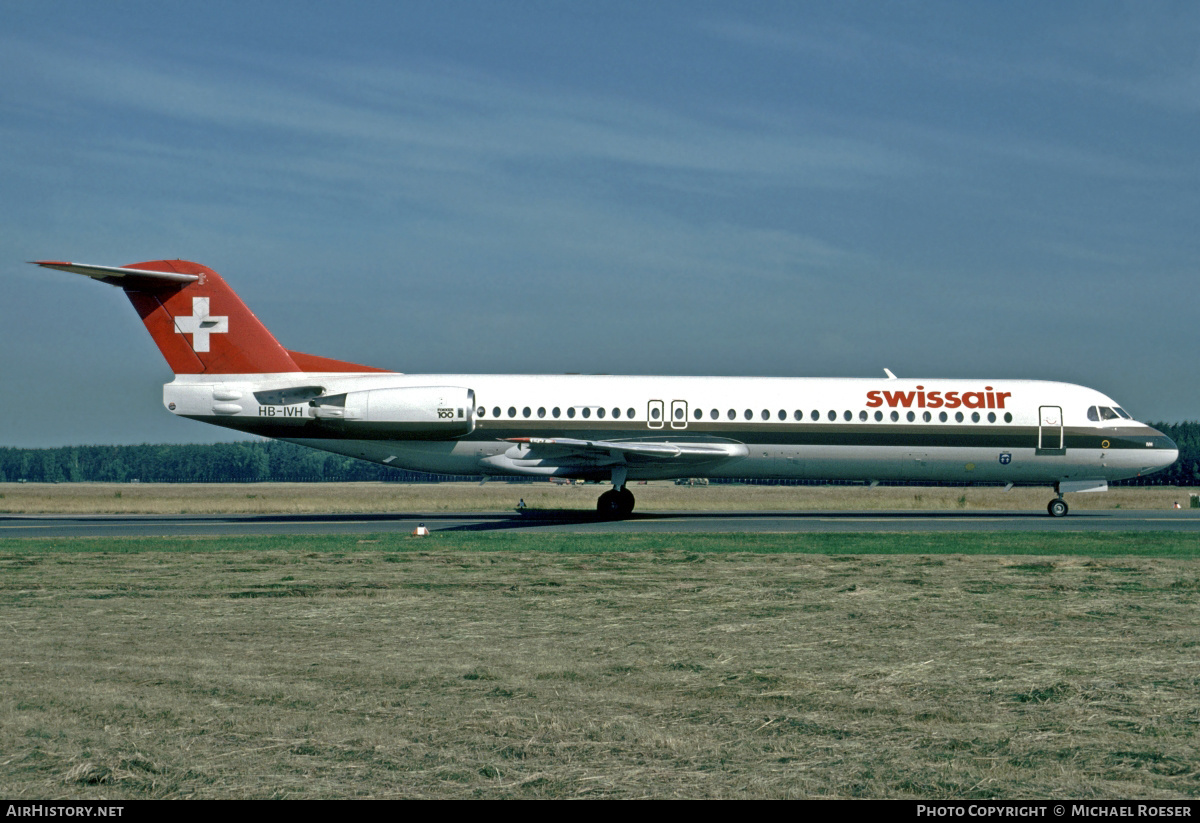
[1038,405,1064,453]
[670,400,688,429]
[647,400,664,429]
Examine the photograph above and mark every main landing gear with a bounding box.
[597,466,635,518]
[597,487,636,518]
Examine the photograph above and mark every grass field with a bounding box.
[2,530,1199,799]
[1,481,1196,514]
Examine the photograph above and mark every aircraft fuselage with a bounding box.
[163,372,1177,487]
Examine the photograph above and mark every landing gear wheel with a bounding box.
[1047,498,1069,518]
[597,489,621,518]
[616,488,635,517]
[597,488,636,519]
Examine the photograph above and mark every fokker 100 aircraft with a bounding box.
[34,259,1179,517]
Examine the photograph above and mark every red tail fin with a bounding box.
[35,259,388,375]
[121,260,300,374]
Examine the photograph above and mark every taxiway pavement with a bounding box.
[4,509,1200,539]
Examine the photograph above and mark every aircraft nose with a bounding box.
[1148,427,1179,472]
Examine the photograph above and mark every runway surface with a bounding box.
[4,509,1200,538]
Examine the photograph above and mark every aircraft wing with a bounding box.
[503,437,748,464]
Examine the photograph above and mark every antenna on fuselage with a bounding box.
[883,368,897,380]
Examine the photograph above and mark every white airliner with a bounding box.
[34,259,1178,517]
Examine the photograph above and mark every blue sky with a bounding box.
[3,2,1198,447]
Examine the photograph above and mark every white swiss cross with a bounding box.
[174,297,229,353]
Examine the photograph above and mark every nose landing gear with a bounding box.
[1047,497,1069,517]
[1046,480,1108,517]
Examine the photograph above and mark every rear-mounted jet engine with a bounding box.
[311,386,475,439]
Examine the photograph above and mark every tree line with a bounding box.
[1127,421,1200,486]
[2,422,1197,485]
[0,441,460,483]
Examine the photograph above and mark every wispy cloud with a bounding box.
[1,33,913,191]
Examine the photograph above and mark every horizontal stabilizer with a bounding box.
[33,261,199,287]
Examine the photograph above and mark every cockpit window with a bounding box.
[1091,405,1128,421]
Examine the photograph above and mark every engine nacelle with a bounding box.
[312,386,475,439]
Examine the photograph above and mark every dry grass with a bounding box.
[2,545,1199,798]
[1,481,1194,514]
